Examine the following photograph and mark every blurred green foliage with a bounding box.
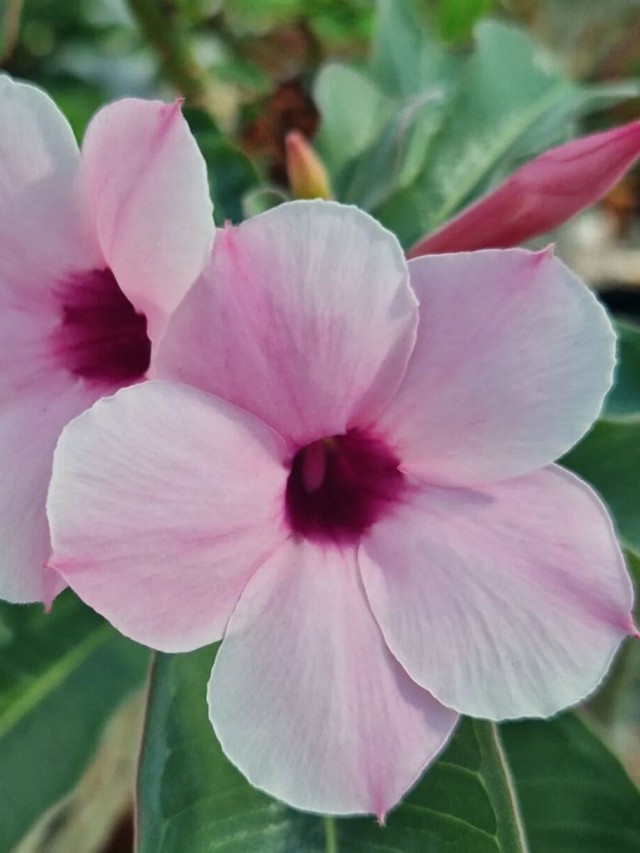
[1,0,640,850]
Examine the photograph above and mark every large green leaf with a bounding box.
[502,715,640,852]
[0,592,149,849]
[137,644,640,851]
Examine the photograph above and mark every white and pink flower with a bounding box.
[47,201,635,818]
[0,76,213,602]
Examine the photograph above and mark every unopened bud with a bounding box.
[285,131,333,200]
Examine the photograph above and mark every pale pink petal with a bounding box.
[409,121,640,256]
[0,76,102,293]
[80,99,213,339]
[0,375,103,603]
[156,201,417,447]
[377,249,615,485]
[210,539,457,818]
[47,381,288,651]
[360,465,634,720]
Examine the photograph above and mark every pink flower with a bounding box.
[408,120,640,257]
[47,201,635,818]
[0,76,213,603]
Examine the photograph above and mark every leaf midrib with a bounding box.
[0,621,112,740]
[476,721,530,853]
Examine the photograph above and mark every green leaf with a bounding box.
[370,0,434,97]
[605,321,640,418]
[223,0,304,34]
[437,0,494,44]
[340,90,447,210]
[627,549,640,595]
[314,63,393,178]
[0,592,149,849]
[563,417,640,557]
[385,21,578,244]
[562,320,640,557]
[242,186,289,218]
[208,140,260,224]
[184,108,259,224]
[137,645,640,851]
[375,21,640,247]
[318,15,640,244]
[308,1,374,47]
[502,714,640,852]
[316,9,463,210]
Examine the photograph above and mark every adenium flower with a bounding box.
[409,120,640,257]
[47,201,635,818]
[0,76,213,603]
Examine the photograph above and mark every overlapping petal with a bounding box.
[47,381,288,651]
[360,465,634,720]
[210,539,457,818]
[0,76,102,293]
[0,377,103,602]
[377,249,615,486]
[156,201,418,447]
[409,120,640,256]
[0,78,216,604]
[81,99,213,338]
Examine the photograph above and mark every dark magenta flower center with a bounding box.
[285,429,404,543]
[55,269,151,383]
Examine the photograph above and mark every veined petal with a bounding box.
[409,121,640,256]
[0,75,102,292]
[360,465,634,720]
[80,99,213,339]
[156,201,417,447]
[47,381,288,651]
[210,540,457,818]
[378,248,615,485]
[0,375,103,603]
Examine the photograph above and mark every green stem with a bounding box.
[324,815,338,853]
[126,0,234,127]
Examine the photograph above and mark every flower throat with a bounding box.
[285,428,404,543]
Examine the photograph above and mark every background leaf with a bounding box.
[605,321,640,418]
[563,319,640,558]
[316,11,639,248]
[563,417,640,556]
[502,714,640,852]
[184,108,260,224]
[437,0,495,44]
[137,644,640,852]
[0,592,149,850]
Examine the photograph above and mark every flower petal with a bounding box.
[210,539,457,818]
[47,381,288,651]
[360,465,634,720]
[80,99,213,339]
[0,376,102,603]
[378,248,615,485]
[409,121,640,256]
[156,201,417,447]
[0,75,102,290]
